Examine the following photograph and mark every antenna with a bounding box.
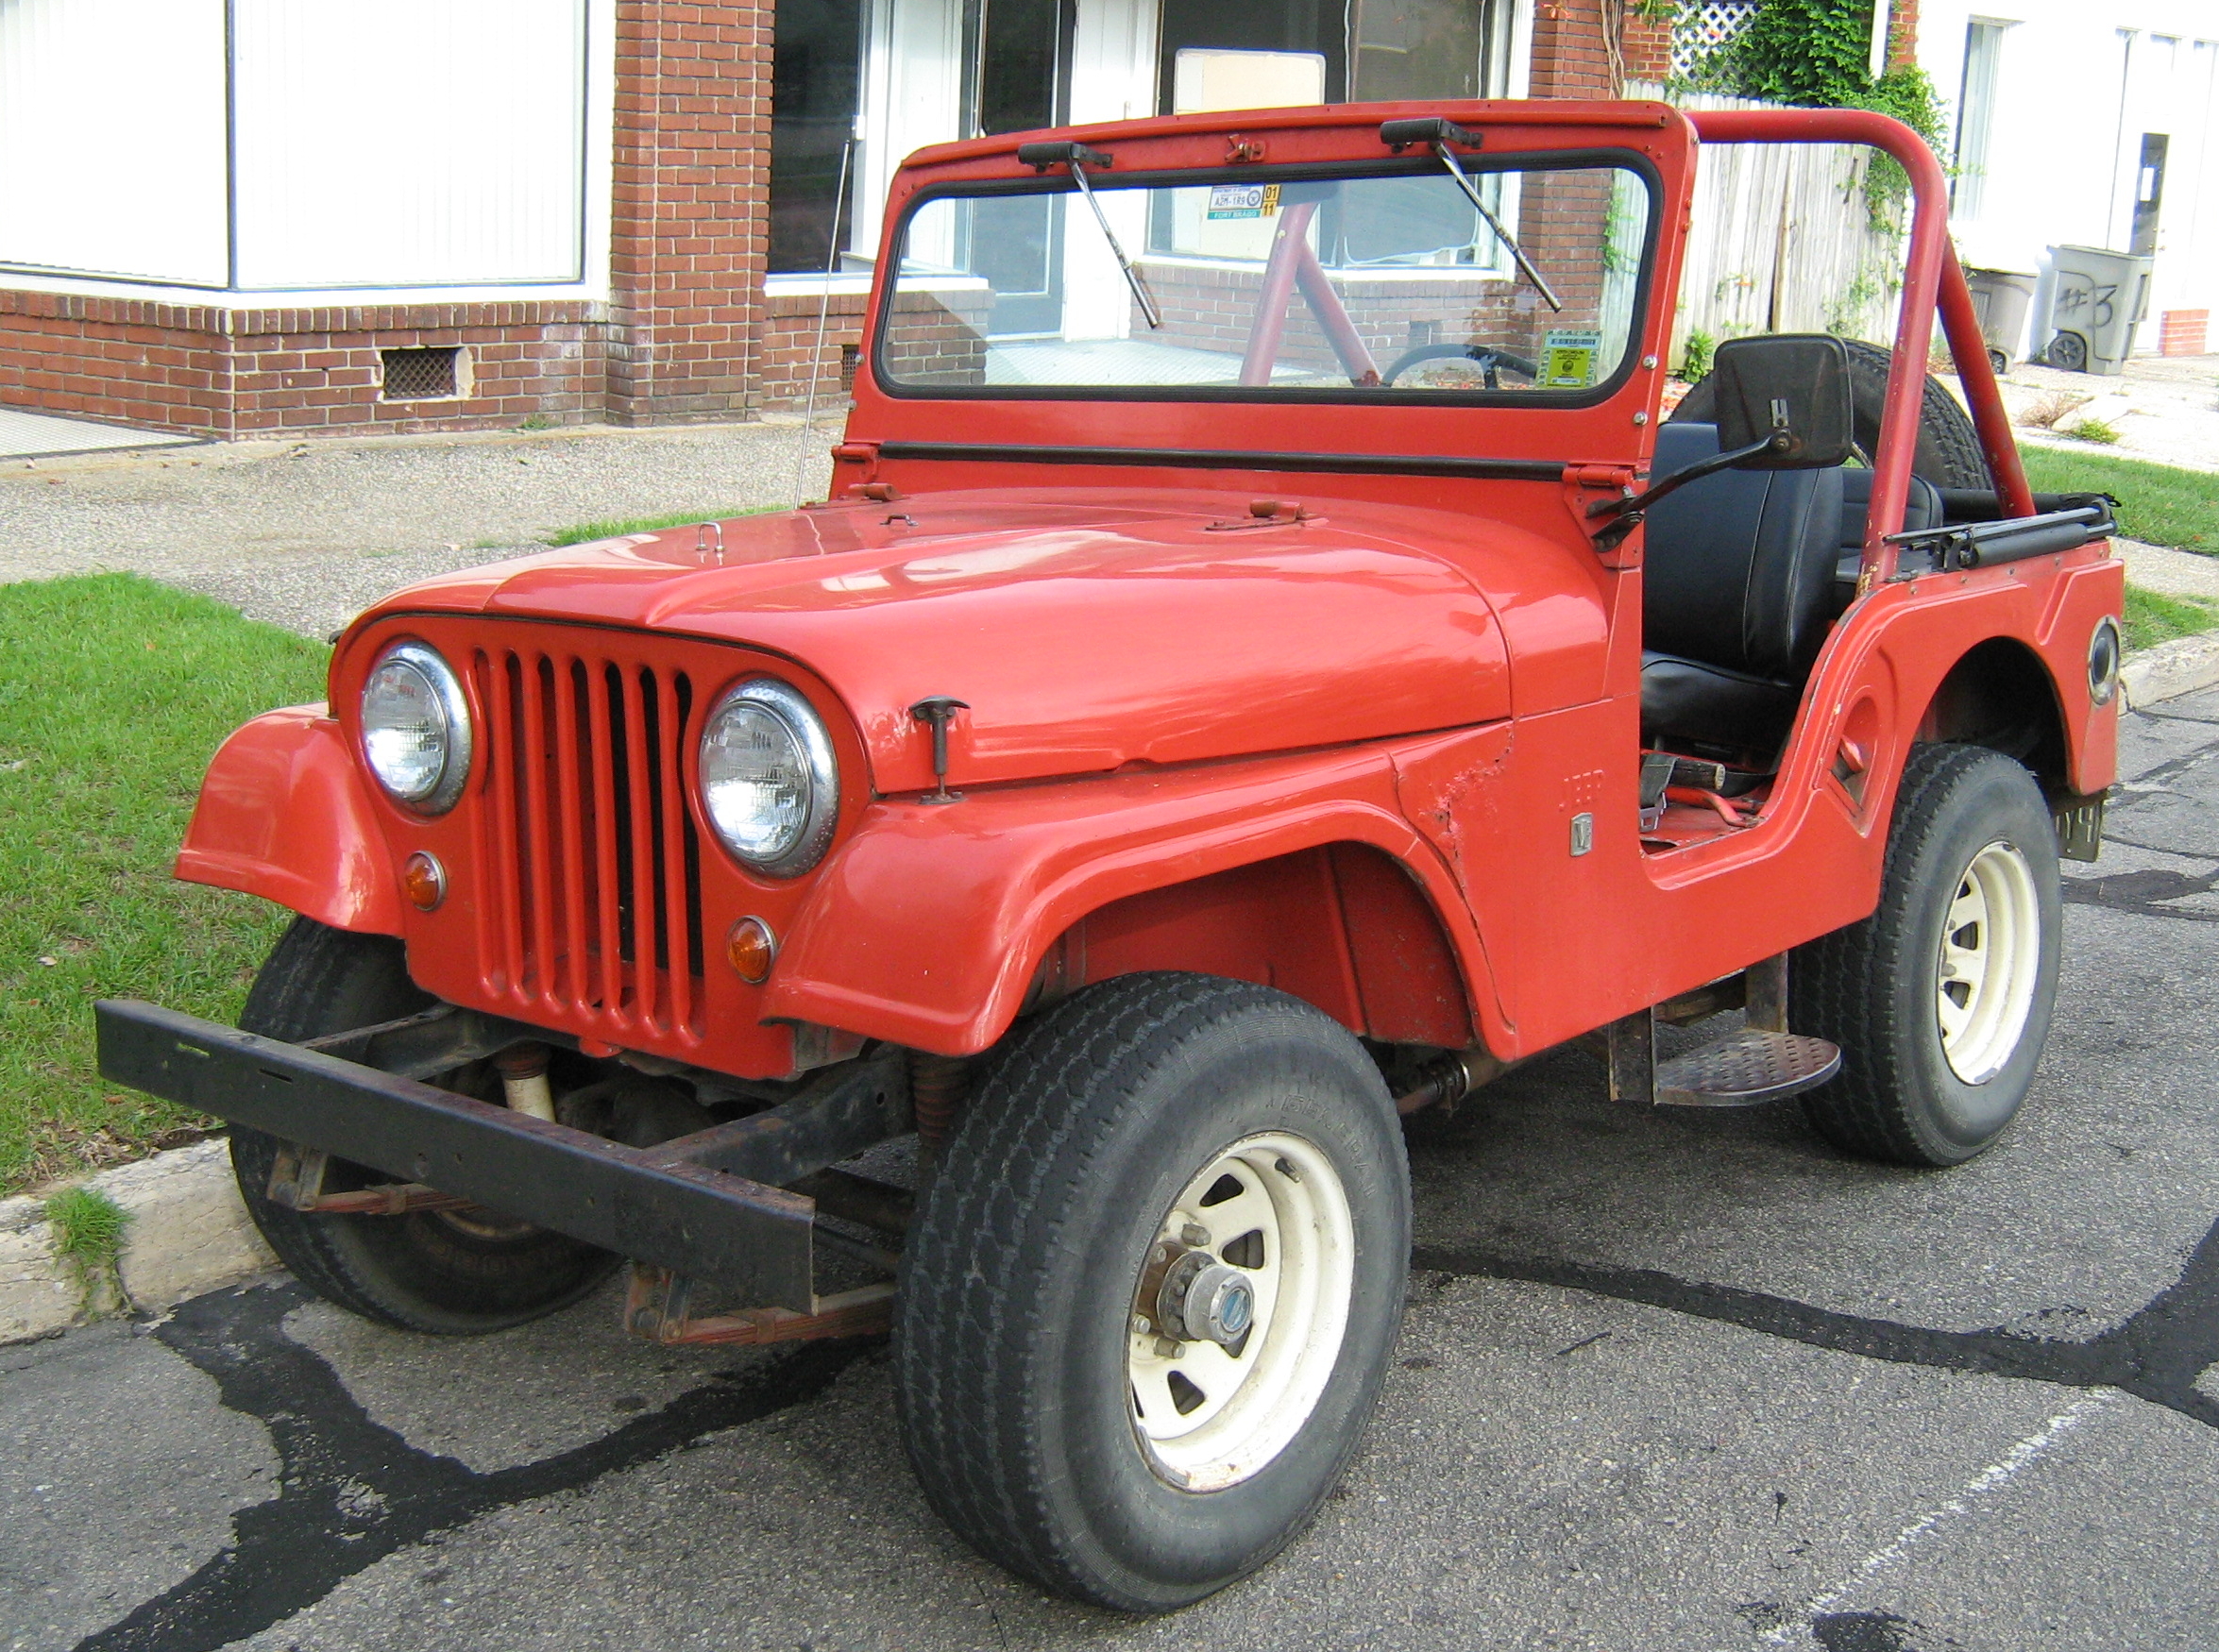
[792,133,857,507]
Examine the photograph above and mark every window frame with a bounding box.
[869,145,1664,411]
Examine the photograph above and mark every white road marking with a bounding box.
[1756,1391,2120,1645]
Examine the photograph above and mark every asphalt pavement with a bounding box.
[7,693,2219,1652]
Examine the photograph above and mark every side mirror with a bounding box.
[1707,334,1856,469]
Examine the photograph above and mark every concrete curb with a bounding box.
[4,631,2210,1347]
[2122,632,2219,711]
[1,1139,275,1344]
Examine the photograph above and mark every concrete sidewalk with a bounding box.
[0,416,838,638]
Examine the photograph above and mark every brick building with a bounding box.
[0,0,1668,442]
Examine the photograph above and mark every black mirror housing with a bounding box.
[1707,333,1857,469]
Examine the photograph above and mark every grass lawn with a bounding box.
[2020,446,2219,552]
[0,576,329,1195]
[2124,584,2219,652]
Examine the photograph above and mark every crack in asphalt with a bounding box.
[70,1285,873,1652]
[2062,862,2219,920]
[1414,1212,2219,1431]
[76,1205,2219,1651]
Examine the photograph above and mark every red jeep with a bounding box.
[99,99,2122,1610]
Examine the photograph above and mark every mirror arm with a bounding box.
[1586,433,1782,523]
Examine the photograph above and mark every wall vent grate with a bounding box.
[381,346,461,401]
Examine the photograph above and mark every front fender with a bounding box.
[174,705,403,936]
[763,742,1505,1056]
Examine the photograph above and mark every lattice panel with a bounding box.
[1671,0,1759,78]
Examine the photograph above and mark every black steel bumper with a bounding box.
[94,999,818,1310]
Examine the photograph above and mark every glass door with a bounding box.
[966,0,1072,336]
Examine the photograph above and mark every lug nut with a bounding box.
[1153,1337,1182,1358]
[1180,1222,1211,1248]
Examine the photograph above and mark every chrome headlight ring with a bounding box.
[697,677,840,878]
[360,641,474,815]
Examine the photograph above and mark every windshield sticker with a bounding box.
[1206,182,1280,221]
[1540,330,1602,389]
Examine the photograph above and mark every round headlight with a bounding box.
[698,678,839,876]
[361,642,472,814]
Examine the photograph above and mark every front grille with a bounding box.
[476,645,704,1042]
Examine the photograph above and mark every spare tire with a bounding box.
[1672,336,1992,490]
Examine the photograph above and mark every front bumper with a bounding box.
[94,999,817,1310]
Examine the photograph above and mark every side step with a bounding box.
[1601,953,1842,1108]
[1653,1029,1841,1108]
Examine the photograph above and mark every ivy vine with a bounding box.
[1682,0,1948,228]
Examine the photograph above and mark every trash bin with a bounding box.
[1963,267,2038,374]
[2040,244,2153,375]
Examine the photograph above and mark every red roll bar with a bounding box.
[1687,108,2038,587]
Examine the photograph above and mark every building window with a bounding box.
[1350,0,1516,102]
[770,0,867,273]
[1952,20,2007,223]
[1157,0,1346,109]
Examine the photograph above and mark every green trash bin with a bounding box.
[1964,268,2037,374]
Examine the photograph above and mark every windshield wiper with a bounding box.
[1383,123,1563,313]
[1016,141,1162,329]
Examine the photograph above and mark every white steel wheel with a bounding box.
[894,972,1410,1611]
[1792,745,2063,1168]
[1936,838,2043,1085]
[1128,1132,1355,1492]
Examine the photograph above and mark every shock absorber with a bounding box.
[909,1052,973,1161]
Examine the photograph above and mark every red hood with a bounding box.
[348,489,1516,794]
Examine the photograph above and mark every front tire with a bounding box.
[893,973,1409,1611]
[230,916,618,1333]
[1792,745,2062,1166]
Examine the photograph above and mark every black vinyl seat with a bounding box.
[1639,422,1941,757]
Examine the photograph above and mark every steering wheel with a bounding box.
[1381,343,1541,390]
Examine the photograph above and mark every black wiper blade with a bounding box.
[1432,143,1562,312]
[1017,140,1161,329]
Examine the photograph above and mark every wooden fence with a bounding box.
[1632,83,1910,372]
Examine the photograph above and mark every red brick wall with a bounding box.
[606,0,774,425]
[0,294,229,435]
[1529,2,1620,99]
[755,290,871,413]
[0,292,611,439]
[2160,310,2210,358]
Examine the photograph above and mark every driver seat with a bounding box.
[1639,422,1936,757]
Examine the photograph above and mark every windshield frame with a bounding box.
[869,145,1664,411]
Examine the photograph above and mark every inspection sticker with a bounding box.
[1206,182,1280,220]
[1540,329,1602,388]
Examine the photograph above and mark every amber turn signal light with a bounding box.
[727,916,776,984]
[401,851,446,911]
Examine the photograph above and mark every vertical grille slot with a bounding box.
[483,645,703,1041]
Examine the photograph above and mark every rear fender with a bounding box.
[763,744,1505,1056]
[175,705,403,936]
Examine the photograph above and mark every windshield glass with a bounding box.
[876,157,1654,399]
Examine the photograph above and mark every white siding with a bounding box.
[0,0,229,285]
[229,0,588,288]
[1922,2,2219,346]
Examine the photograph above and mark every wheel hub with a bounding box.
[1156,1250,1255,1348]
